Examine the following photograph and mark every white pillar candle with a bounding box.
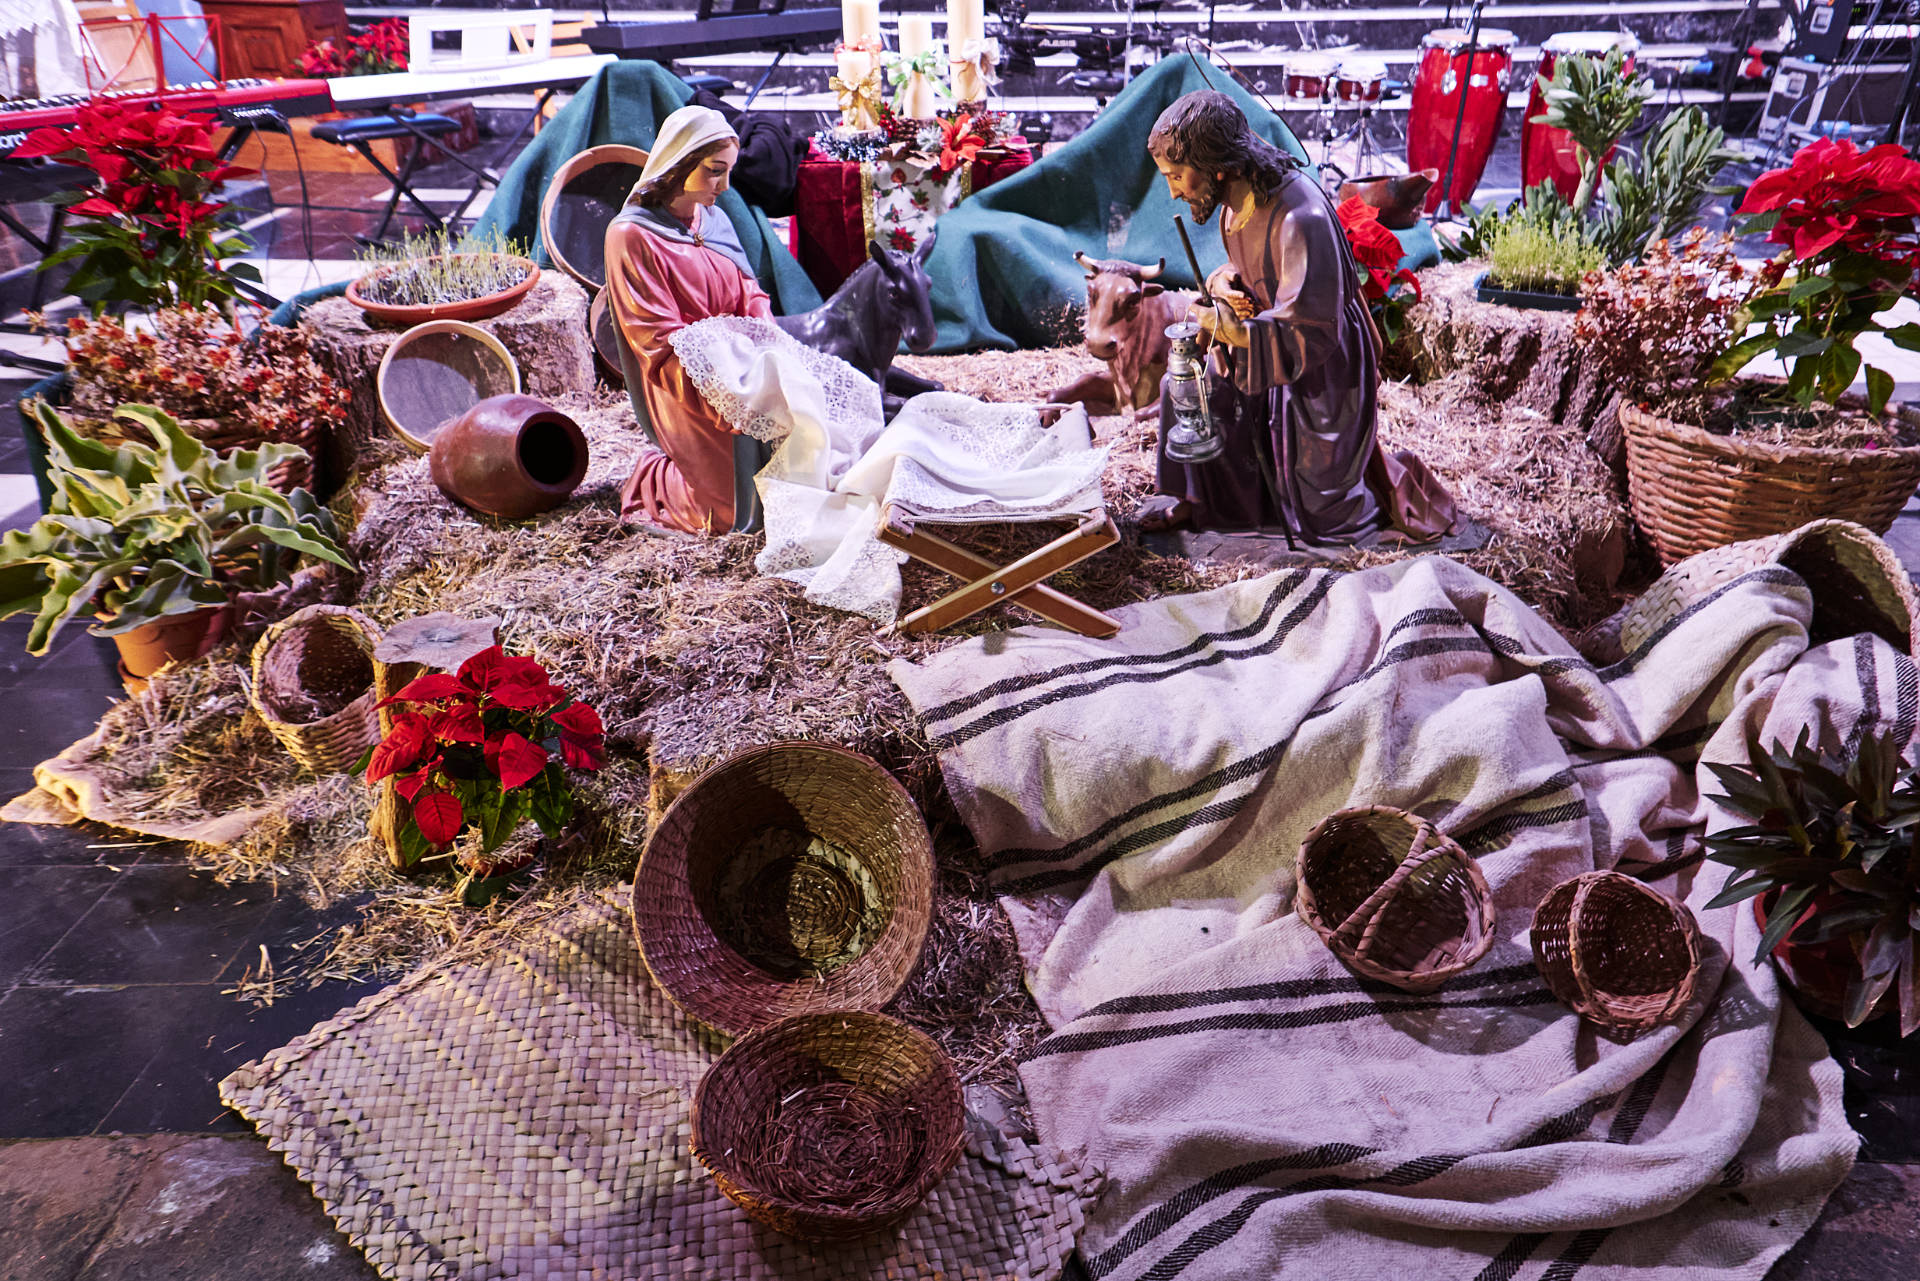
[947,0,986,101]
[842,0,881,47]
[835,45,880,129]
[897,13,937,117]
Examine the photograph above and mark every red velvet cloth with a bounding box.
[792,145,1034,296]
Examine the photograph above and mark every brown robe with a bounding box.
[1157,169,1452,543]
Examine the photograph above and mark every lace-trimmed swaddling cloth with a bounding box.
[671,315,1109,623]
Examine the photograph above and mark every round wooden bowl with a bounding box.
[375,319,522,453]
[346,254,541,326]
[540,143,650,291]
[631,741,934,1037]
[691,1011,965,1242]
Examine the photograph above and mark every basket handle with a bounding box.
[1329,826,1449,955]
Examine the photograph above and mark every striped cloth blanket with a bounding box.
[888,553,1884,1281]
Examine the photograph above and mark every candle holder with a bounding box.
[1163,321,1223,463]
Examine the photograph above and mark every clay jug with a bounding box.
[1338,169,1440,230]
[428,394,589,520]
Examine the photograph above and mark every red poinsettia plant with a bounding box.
[15,101,258,312]
[299,18,409,78]
[1714,138,1920,415]
[1336,196,1421,341]
[936,112,989,173]
[360,646,606,877]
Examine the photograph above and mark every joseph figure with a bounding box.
[1140,91,1451,542]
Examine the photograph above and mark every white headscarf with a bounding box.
[633,105,739,193]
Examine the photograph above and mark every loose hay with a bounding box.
[27,350,1630,1094]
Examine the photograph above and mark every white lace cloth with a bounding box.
[670,315,1109,623]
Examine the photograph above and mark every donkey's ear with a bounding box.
[868,238,890,264]
[914,228,937,263]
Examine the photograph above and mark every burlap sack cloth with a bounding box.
[221,891,1097,1280]
[890,550,1881,1281]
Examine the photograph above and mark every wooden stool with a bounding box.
[877,503,1121,638]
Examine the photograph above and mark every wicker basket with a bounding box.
[1531,871,1702,1036]
[1621,400,1920,567]
[1613,519,1919,660]
[249,605,384,775]
[1294,806,1496,993]
[632,741,934,1037]
[691,1010,965,1242]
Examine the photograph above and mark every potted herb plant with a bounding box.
[345,228,540,326]
[1576,139,1920,564]
[360,644,606,901]
[0,404,352,687]
[1705,727,1920,1035]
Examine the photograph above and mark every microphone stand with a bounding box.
[1432,0,1487,222]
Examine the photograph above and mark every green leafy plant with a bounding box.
[359,645,607,898]
[0,404,351,655]
[1590,106,1744,264]
[1485,210,1605,296]
[1531,46,1653,216]
[1705,727,1920,1034]
[352,228,533,309]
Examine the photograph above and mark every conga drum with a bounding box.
[1334,57,1388,104]
[1522,32,1640,202]
[1407,27,1516,213]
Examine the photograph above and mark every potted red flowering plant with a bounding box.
[361,645,606,899]
[1337,196,1422,343]
[298,18,409,78]
[15,101,258,314]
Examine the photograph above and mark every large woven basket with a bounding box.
[691,1010,966,1242]
[1613,518,1919,660]
[1531,871,1702,1036]
[1621,400,1920,566]
[632,741,934,1037]
[249,605,384,775]
[1294,806,1496,993]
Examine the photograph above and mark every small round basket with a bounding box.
[632,741,934,1037]
[1295,805,1496,993]
[691,1011,965,1242]
[248,605,384,775]
[1531,871,1702,1036]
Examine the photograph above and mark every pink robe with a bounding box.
[608,206,773,533]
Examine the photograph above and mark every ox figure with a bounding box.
[1048,253,1196,416]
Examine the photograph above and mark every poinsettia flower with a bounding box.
[366,711,435,783]
[411,790,464,845]
[66,196,126,220]
[393,761,441,801]
[456,646,567,712]
[13,127,77,160]
[550,701,606,770]
[429,702,484,745]
[378,672,468,708]
[1335,196,1408,303]
[485,730,549,790]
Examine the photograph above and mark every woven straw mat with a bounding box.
[220,891,1096,1281]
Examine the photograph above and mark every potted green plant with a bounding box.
[359,644,606,901]
[1705,727,1920,1035]
[0,403,352,686]
[1575,139,1920,563]
[345,228,541,326]
[1475,199,1606,310]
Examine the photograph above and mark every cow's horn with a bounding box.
[1138,258,1165,280]
[1074,250,1098,278]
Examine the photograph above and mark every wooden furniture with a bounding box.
[877,504,1122,637]
[74,0,159,91]
[198,0,347,79]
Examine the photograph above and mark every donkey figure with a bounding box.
[777,232,942,418]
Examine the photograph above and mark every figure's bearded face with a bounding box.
[1152,155,1222,224]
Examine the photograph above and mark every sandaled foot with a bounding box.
[1137,495,1194,532]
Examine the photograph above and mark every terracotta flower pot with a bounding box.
[428,393,589,520]
[1755,890,1896,1025]
[110,604,234,693]
[345,255,540,326]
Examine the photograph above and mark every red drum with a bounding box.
[1406,26,1516,213]
[1334,57,1388,104]
[1282,52,1338,102]
[1522,32,1640,202]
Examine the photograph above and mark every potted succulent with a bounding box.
[359,644,606,901]
[345,228,540,326]
[1705,727,1920,1035]
[0,404,351,687]
[1575,139,1920,563]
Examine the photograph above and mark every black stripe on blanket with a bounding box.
[1453,800,1589,852]
[916,570,1317,726]
[1025,989,1561,1062]
[1076,962,1544,1022]
[931,574,1340,749]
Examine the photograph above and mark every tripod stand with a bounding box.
[1318,94,1396,187]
